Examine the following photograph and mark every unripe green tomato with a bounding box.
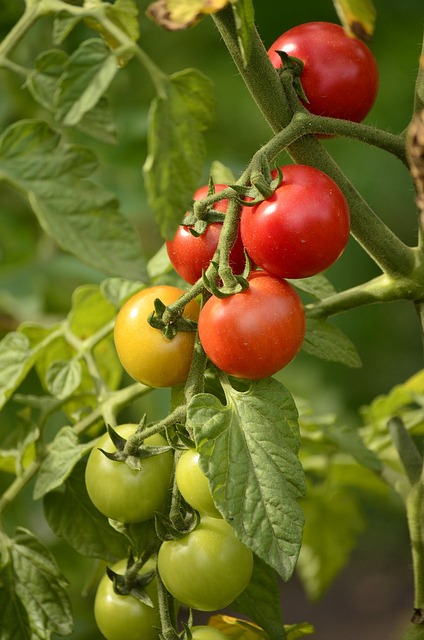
[191,626,227,640]
[176,449,221,518]
[158,516,253,611]
[94,558,159,640]
[85,424,173,523]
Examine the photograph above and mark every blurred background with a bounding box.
[0,0,423,638]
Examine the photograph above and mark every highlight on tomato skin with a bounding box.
[198,271,306,380]
[166,183,247,285]
[268,21,379,123]
[240,164,350,280]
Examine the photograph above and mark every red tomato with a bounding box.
[198,272,305,380]
[240,164,350,279]
[166,184,246,285]
[268,22,378,122]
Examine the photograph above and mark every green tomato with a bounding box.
[190,626,227,640]
[175,449,221,518]
[85,424,173,523]
[157,516,253,611]
[94,558,159,640]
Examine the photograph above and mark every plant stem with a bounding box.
[307,269,424,319]
[212,7,417,278]
[406,481,424,615]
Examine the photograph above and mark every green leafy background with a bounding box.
[0,0,423,638]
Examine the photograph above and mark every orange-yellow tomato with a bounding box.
[114,286,199,388]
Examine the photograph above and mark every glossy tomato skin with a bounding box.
[191,627,227,640]
[268,22,378,122]
[198,272,305,380]
[94,558,159,640]
[114,286,200,387]
[176,448,222,518]
[240,164,350,279]
[158,516,253,611]
[85,424,173,523]
[166,184,246,285]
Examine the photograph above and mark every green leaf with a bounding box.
[297,480,365,600]
[234,555,286,640]
[143,69,216,239]
[231,0,255,66]
[53,12,82,44]
[0,120,147,279]
[27,49,117,144]
[332,0,376,39]
[209,160,236,184]
[68,284,117,337]
[33,427,97,500]
[55,39,118,127]
[0,332,35,410]
[45,359,82,400]
[289,274,337,300]
[188,377,305,581]
[100,277,145,307]
[7,527,73,638]
[302,318,362,368]
[43,461,129,561]
[85,0,140,64]
[285,623,315,639]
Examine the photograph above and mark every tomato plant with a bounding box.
[166,184,246,285]
[157,516,254,611]
[175,448,222,518]
[198,272,305,379]
[85,424,173,523]
[0,3,423,640]
[113,286,200,387]
[94,558,159,640]
[267,21,379,122]
[240,164,351,279]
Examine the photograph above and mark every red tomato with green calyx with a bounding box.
[240,164,350,279]
[198,272,305,380]
[268,22,378,123]
[166,184,246,285]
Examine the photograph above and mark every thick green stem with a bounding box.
[407,482,424,614]
[307,268,424,319]
[212,7,416,278]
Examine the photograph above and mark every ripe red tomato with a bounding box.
[198,272,305,380]
[114,286,200,388]
[268,22,378,123]
[166,184,246,285]
[240,164,350,279]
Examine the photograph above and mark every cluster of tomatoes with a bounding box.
[89,21,378,640]
[85,425,249,639]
